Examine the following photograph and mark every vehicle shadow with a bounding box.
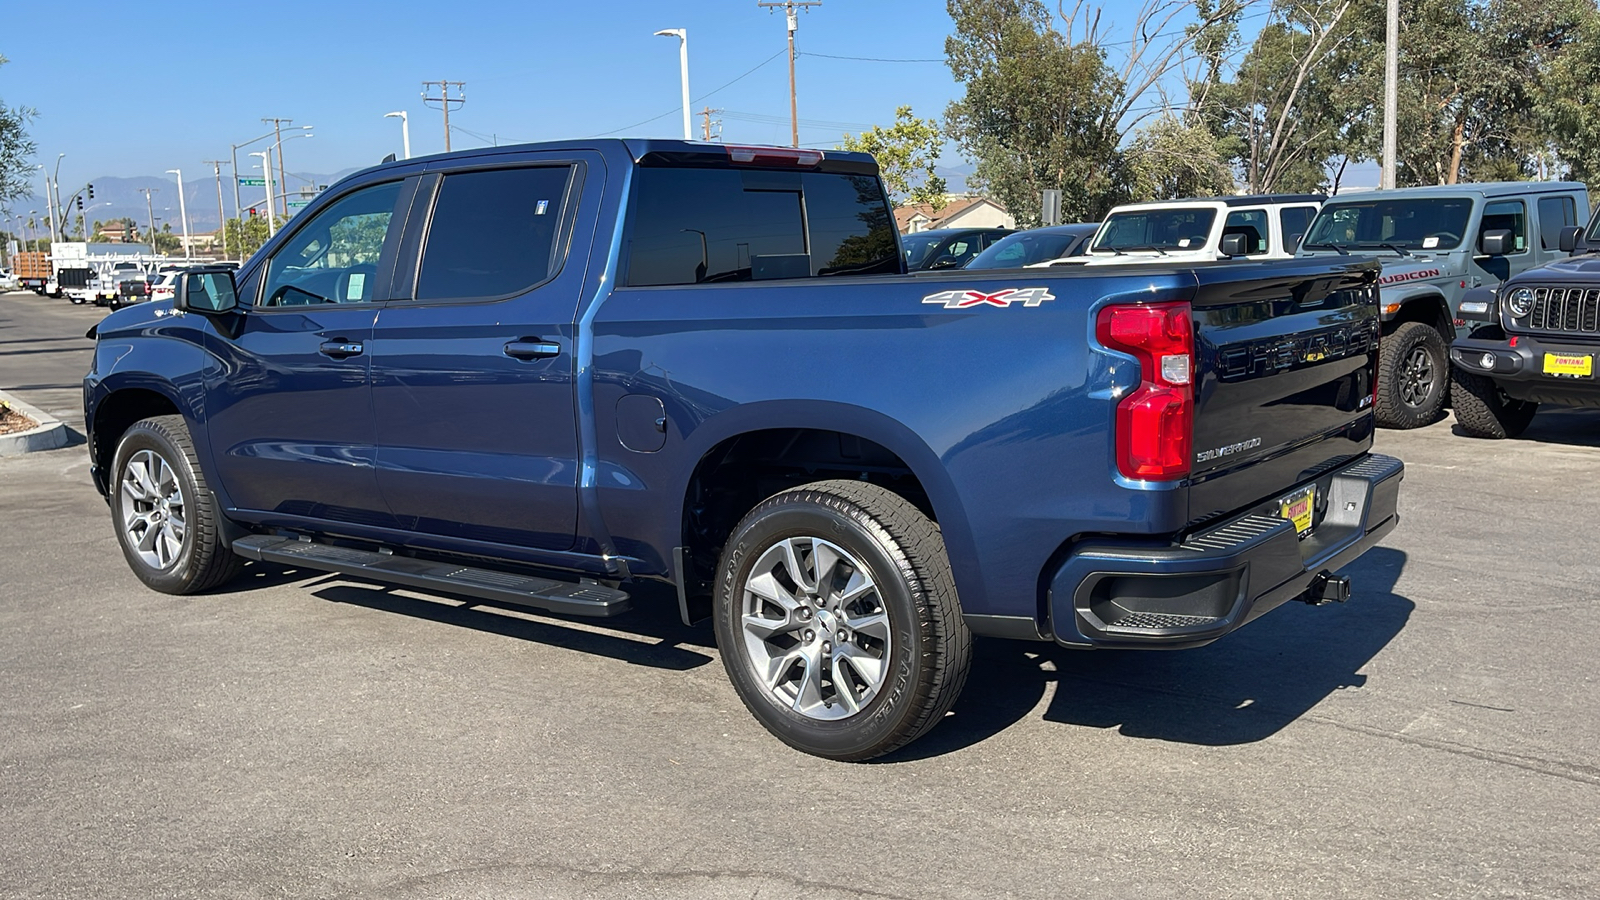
[1451,407,1600,448]
[883,546,1413,760]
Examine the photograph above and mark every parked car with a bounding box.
[1449,216,1600,437]
[85,139,1402,761]
[1063,194,1323,266]
[967,223,1099,269]
[1296,182,1588,429]
[148,271,180,304]
[901,227,1012,270]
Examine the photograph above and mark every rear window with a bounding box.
[417,166,573,300]
[624,167,898,286]
[1538,195,1578,249]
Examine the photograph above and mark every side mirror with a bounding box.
[175,267,239,314]
[1559,225,1584,253]
[1286,232,1305,253]
[1219,233,1249,258]
[1479,229,1512,257]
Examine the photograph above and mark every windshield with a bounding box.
[967,231,1083,268]
[1303,198,1473,251]
[1093,208,1217,252]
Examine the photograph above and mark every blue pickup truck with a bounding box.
[84,140,1403,760]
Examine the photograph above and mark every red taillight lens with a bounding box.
[1096,301,1194,480]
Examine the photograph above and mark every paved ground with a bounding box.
[2,289,1598,899]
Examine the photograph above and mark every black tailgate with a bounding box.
[1187,257,1382,525]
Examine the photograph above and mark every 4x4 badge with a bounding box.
[922,287,1057,309]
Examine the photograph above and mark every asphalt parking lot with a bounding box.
[2,289,1598,899]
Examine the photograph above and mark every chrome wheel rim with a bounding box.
[120,449,187,570]
[740,536,893,721]
[1400,345,1436,408]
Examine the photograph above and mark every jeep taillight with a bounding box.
[1096,301,1194,481]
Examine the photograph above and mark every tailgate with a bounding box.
[1187,258,1381,524]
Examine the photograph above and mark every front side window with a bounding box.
[1480,200,1527,254]
[1094,208,1217,252]
[416,166,574,300]
[624,167,897,286]
[1537,196,1577,250]
[1303,199,1473,251]
[1222,209,1270,254]
[261,181,403,307]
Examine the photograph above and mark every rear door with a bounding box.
[368,158,590,552]
[1187,258,1381,522]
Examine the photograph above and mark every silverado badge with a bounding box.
[922,287,1057,309]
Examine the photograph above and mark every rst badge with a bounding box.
[922,287,1056,309]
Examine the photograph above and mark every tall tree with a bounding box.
[1541,4,1600,184]
[0,56,37,206]
[1125,116,1235,200]
[840,106,949,208]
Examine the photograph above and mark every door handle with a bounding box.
[503,339,561,360]
[318,340,364,359]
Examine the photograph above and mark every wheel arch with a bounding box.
[89,379,191,497]
[1383,288,1454,338]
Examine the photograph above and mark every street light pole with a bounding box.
[654,29,692,140]
[250,151,276,237]
[165,169,192,259]
[51,153,66,241]
[230,125,310,221]
[385,111,411,159]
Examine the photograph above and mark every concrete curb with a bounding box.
[0,390,69,456]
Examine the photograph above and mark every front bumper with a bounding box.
[1048,453,1404,648]
[1451,335,1600,408]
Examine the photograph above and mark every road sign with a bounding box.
[287,200,309,209]
[237,177,266,187]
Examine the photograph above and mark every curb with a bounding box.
[0,389,69,456]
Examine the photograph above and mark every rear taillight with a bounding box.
[1096,301,1194,481]
[726,145,823,167]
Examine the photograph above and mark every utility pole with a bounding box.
[139,188,158,253]
[421,80,466,152]
[262,118,293,218]
[758,0,821,148]
[203,160,230,261]
[701,106,722,141]
[1381,0,1398,190]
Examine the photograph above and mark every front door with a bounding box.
[204,179,411,528]
[369,162,585,552]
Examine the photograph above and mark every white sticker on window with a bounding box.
[1422,236,1439,248]
[1178,238,1191,248]
[347,272,365,300]
[535,199,549,215]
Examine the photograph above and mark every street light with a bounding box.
[52,153,66,241]
[165,169,192,259]
[272,131,315,213]
[654,28,692,141]
[249,151,276,237]
[230,125,311,220]
[384,111,411,160]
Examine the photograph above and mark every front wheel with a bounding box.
[1451,367,1538,438]
[111,415,243,594]
[713,480,971,761]
[1376,321,1449,429]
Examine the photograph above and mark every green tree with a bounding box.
[944,0,1127,225]
[0,56,36,206]
[839,106,948,207]
[152,223,182,255]
[222,216,274,260]
[1541,4,1600,184]
[1125,117,1234,201]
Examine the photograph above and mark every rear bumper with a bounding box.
[1048,453,1403,649]
[1451,335,1600,408]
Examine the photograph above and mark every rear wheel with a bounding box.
[111,415,243,594]
[1376,321,1448,429]
[1451,367,1538,438]
[713,480,971,761]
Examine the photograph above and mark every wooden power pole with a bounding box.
[421,80,467,152]
[758,0,821,147]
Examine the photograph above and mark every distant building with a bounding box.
[894,196,1016,234]
[96,223,137,243]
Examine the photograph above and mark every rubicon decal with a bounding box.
[921,287,1057,309]
[1379,268,1441,286]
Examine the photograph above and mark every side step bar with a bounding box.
[232,535,631,618]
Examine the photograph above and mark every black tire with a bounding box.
[1451,367,1538,439]
[713,480,972,761]
[110,415,244,594]
[1376,321,1449,429]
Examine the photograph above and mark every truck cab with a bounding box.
[1296,182,1588,429]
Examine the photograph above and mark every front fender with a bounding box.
[1379,284,1453,335]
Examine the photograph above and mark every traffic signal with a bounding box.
[248,207,257,218]
[87,183,94,200]
[76,196,83,210]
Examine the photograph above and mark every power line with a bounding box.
[421,80,467,152]
[800,51,942,63]
[589,48,787,138]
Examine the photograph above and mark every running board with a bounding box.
[232,535,631,618]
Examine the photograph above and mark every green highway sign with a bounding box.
[287,200,309,208]
[237,177,266,186]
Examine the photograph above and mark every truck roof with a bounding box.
[353,138,880,180]
[1324,182,1587,202]
[1111,193,1325,211]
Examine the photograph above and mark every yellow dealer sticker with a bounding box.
[1542,353,1594,378]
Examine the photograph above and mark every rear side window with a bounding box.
[1538,196,1578,250]
[1279,206,1316,252]
[624,167,898,286]
[1481,200,1527,254]
[416,166,573,301]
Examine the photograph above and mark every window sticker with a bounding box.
[1422,236,1439,248]
[1178,238,1191,248]
[347,272,365,300]
[535,199,549,215]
